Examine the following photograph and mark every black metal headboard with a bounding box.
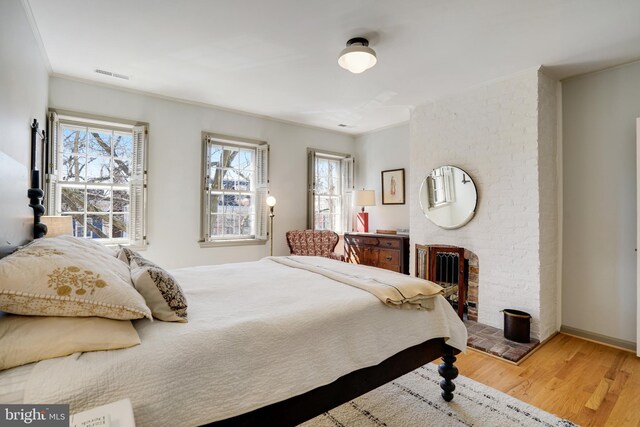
[28,119,47,239]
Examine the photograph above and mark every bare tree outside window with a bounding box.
[201,133,268,244]
[59,124,133,239]
[206,144,257,239]
[307,150,353,233]
[209,146,253,237]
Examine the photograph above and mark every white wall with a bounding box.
[409,68,559,341]
[49,77,354,268]
[562,61,640,345]
[354,124,410,233]
[0,0,49,247]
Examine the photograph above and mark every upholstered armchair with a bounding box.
[285,230,344,261]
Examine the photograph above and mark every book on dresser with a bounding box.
[343,232,410,274]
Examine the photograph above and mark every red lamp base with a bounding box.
[356,212,369,233]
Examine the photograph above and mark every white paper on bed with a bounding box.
[70,398,135,427]
[22,257,467,426]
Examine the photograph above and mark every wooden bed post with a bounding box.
[438,345,458,402]
[28,119,47,239]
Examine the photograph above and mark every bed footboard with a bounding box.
[208,338,459,427]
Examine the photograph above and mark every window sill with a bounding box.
[199,239,267,248]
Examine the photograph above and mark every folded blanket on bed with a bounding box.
[268,256,444,310]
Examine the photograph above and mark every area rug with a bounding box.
[301,363,578,427]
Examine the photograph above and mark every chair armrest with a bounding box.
[329,253,345,262]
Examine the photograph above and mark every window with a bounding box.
[201,133,269,244]
[47,111,147,246]
[427,165,455,208]
[307,149,354,234]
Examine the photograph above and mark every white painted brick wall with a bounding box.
[409,68,558,341]
[537,71,559,341]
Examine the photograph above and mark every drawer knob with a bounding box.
[385,256,393,261]
[385,242,392,246]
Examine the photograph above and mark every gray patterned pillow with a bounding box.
[117,247,156,267]
[118,248,188,323]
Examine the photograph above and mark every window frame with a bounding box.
[200,132,269,247]
[428,166,455,209]
[307,148,354,234]
[46,110,148,248]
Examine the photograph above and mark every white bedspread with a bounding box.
[0,363,34,404]
[21,257,467,426]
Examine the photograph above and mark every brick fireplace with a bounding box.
[416,245,479,322]
[465,249,479,322]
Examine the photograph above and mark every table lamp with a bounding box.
[40,216,73,237]
[355,190,375,233]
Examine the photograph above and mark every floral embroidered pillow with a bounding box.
[119,248,188,323]
[0,237,151,320]
[57,234,117,257]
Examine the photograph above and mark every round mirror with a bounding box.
[419,166,477,229]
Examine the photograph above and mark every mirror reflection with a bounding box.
[419,166,477,229]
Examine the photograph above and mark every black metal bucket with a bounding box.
[502,309,531,343]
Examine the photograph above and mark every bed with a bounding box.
[1,255,466,426]
[0,122,467,426]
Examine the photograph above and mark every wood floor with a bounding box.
[451,333,640,426]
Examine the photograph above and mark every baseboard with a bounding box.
[560,325,636,352]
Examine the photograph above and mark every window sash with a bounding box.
[201,133,268,242]
[307,149,354,234]
[47,111,147,246]
[57,183,130,242]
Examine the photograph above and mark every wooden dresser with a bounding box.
[344,232,410,274]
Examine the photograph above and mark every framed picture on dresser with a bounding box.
[381,168,405,205]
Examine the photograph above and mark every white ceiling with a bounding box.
[26,0,640,135]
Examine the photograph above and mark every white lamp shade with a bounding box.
[355,190,376,207]
[338,46,377,74]
[266,196,277,207]
[41,216,73,237]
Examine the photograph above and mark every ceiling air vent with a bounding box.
[95,69,130,80]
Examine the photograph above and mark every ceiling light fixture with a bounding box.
[338,37,377,74]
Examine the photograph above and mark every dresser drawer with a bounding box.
[364,248,400,269]
[376,249,399,265]
[346,235,400,249]
[377,238,400,249]
[346,235,378,247]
